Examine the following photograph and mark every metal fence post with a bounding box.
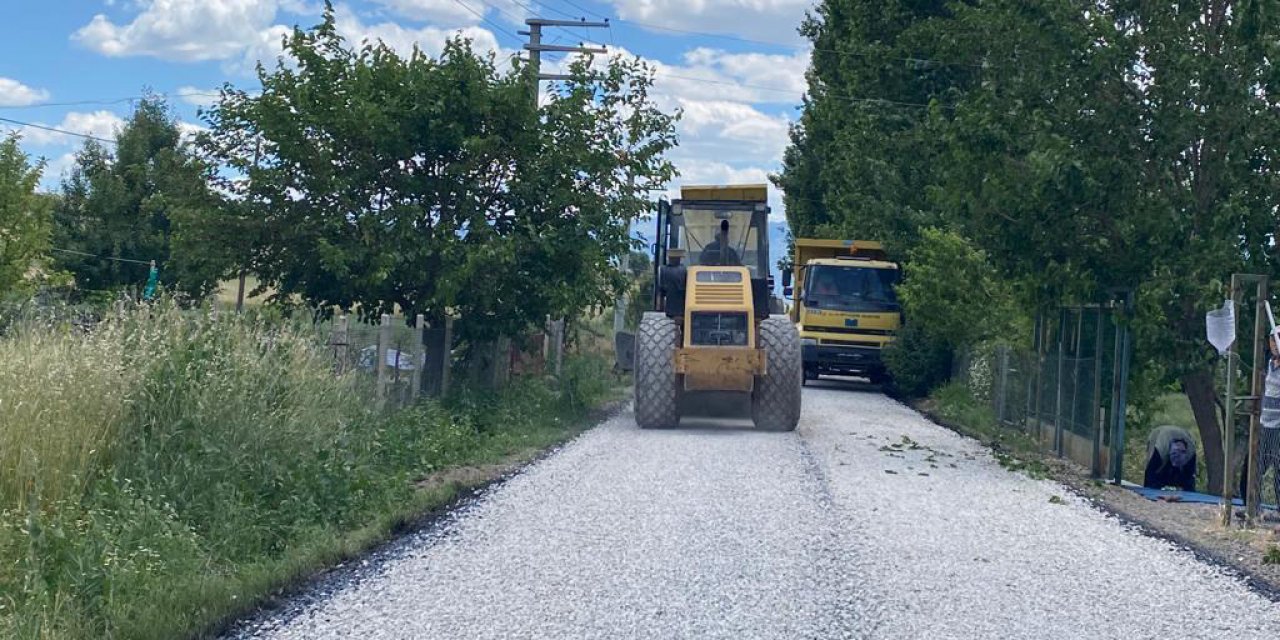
[1091,307,1105,477]
[1054,309,1066,457]
[376,313,391,409]
[410,314,424,403]
[996,345,1009,424]
[1032,311,1044,434]
[1222,277,1243,525]
[1247,277,1269,525]
[1112,291,1134,486]
[1108,301,1125,484]
[331,314,349,375]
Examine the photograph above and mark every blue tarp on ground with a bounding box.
[1125,485,1280,510]
[1126,485,1243,505]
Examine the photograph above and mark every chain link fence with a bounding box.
[958,305,1132,479]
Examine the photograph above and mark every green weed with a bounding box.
[0,303,614,639]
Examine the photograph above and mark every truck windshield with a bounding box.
[805,265,900,312]
[680,208,764,278]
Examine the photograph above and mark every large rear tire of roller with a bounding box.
[634,312,681,429]
[752,316,802,432]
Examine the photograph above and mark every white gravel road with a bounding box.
[233,381,1280,639]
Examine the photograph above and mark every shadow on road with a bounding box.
[803,375,885,395]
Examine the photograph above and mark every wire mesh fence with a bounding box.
[957,305,1132,479]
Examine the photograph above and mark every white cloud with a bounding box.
[177,121,209,143]
[37,153,79,192]
[21,111,126,146]
[175,86,219,107]
[0,78,50,107]
[606,0,810,43]
[73,0,286,62]
[543,47,797,216]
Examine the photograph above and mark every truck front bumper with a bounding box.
[802,342,883,375]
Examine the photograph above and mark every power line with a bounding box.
[595,15,985,69]
[556,0,610,21]
[0,116,117,144]
[51,248,152,265]
[652,71,950,110]
[450,0,526,47]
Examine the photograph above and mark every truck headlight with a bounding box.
[801,338,817,346]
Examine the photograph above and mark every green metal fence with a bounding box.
[961,300,1133,480]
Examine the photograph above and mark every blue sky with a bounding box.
[0,0,811,222]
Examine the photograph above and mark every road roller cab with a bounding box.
[633,184,802,431]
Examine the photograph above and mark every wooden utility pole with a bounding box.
[519,18,609,101]
[520,18,608,384]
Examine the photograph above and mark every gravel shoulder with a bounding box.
[230,382,1280,639]
[913,392,1280,599]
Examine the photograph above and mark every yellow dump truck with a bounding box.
[783,239,902,385]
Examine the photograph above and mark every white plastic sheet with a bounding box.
[1206,299,1236,356]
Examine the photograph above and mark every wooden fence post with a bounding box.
[553,318,565,379]
[377,313,391,409]
[411,314,424,402]
[442,316,453,397]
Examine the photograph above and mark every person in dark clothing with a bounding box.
[1143,425,1197,492]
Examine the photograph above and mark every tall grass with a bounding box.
[0,302,616,639]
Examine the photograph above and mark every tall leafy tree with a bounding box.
[199,7,677,339]
[784,0,1280,491]
[53,96,216,298]
[0,134,56,295]
[775,0,975,250]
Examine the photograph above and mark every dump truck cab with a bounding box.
[633,184,802,431]
[785,239,902,384]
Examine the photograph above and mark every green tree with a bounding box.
[0,134,55,294]
[784,0,1280,492]
[53,96,218,299]
[774,0,974,251]
[199,7,677,339]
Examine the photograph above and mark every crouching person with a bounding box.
[1144,425,1197,492]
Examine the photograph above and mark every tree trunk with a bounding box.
[1183,368,1224,494]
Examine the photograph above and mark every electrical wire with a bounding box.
[51,248,153,265]
[450,0,527,47]
[0,116,117,144]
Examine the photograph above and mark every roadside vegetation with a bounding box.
[781,1,1280,495]
[0,302,618,639]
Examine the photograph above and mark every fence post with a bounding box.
[1054,309,1066,457]
[1091,307,1105,477]
[555,320,565,378]
[442,316,453,396]
[1112,291,1134,486]
[1222,279,1242,524]
[331,314,350,375]
[996,345,1009,424]
[410,314,424,402]
[376,313,391,409]
[1068,309,1082,443]
[1108,302,1126,483]
[1032,312,1045,436]
[1246,277,1269,525]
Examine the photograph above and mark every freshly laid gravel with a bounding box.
[232,382,1280,640]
